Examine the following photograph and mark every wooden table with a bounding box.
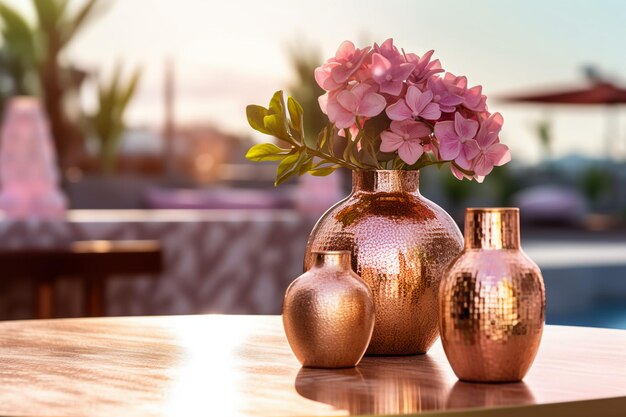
[0,315,625,417]
[0,240,162,318]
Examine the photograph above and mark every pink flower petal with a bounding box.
[318,93,329,114]
[461,139,481,160]
[475,112,504,148]
[405,120,432,138]
[335,40,356,61]
[358,92,386,117]
[464,85,486,112]
[337,90,358,112]
[473,154,494,176]
[450,164,469,181]
[486,143,511,166]
[398,140,424,165]
[439,137,461,160]
[386,99,413,121]
[454,151,473,170]
[420,102,441,120]
[380,131,404,153]
[434,121,457,143]
[390,63,416,82]
[405,86,421,112]
[371,53,392,81]
[327,98,355,129]
[415,89,434,113]
[379,80,404,96]
[454,112,479,140]
[331,65,357,84]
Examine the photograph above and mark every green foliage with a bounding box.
[286,43,325,142]
[580,167,613,203]
[246,91,370,186]
[0,0,109,168]
[88,64,141,173]
[533,118,552,158]
[245,90,472,186]
[246,143,290,161]
[0,3,38,99]
[32,0,105,49]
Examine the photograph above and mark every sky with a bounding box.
[6,0,626,163]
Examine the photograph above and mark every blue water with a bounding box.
[548,303,626,329]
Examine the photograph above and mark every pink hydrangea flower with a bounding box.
[329,41,371,84]
[450,164,473,181]
[308,38,510,181]
[427,73,466,112]
[472,112,510,176]
[386,85,441,121]
[315,41,371,91]
[406,50,444,84]
[315,62,344,91]
[434,112,480,168]
[373,38,404,65]
[380,120,431,165]
[324,82,386,129]
[371,53,415,96]
[463,85,487,112]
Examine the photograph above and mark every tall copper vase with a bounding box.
[439,208,545,382]
[304,170,463,355]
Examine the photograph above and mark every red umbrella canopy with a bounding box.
[500,81,626,105]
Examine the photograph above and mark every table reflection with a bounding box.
[295,355,450,415]
[446,381,535,409]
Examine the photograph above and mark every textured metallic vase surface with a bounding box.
[304,170,463,355]
[283,251,375,368]
[439,208,546,382]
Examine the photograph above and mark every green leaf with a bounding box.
[120,67,141,110]
[246,105,270,134]
[263,91,291,141]
[309,166,339,176]
[63,0,108,45]
[297,157,313,175]
[316,125,330,151]
[287,96,304,137]
[263,113,290,141]
[269,90,285,115]
[275,153,300,186]
[245,143,290,161]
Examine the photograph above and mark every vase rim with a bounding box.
[311,250,352,255]
[355,169,419,173]
[352,170,420,193]
[311,250,352,270]
[466,207,519,213]
[464,207,520,250]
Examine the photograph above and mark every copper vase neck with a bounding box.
[312,251,352,270]
[464,208,520,250]
[352,170,420,193]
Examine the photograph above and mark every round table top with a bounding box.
[0,315,625,417]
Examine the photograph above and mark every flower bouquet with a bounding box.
[246,38,510,185]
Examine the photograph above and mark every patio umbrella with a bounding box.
[500,81,626,104]
[500,80,626,156]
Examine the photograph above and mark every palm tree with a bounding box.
[0,0,106,168]
[88,64,141,173]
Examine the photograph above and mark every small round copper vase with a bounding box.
[439,208,546,382]
[283,251,375,368]
[304,170,463,355]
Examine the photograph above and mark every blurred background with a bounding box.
[0,0,624,328]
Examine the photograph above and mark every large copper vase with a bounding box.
[304,170,463,355]
[439,208,545,382]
